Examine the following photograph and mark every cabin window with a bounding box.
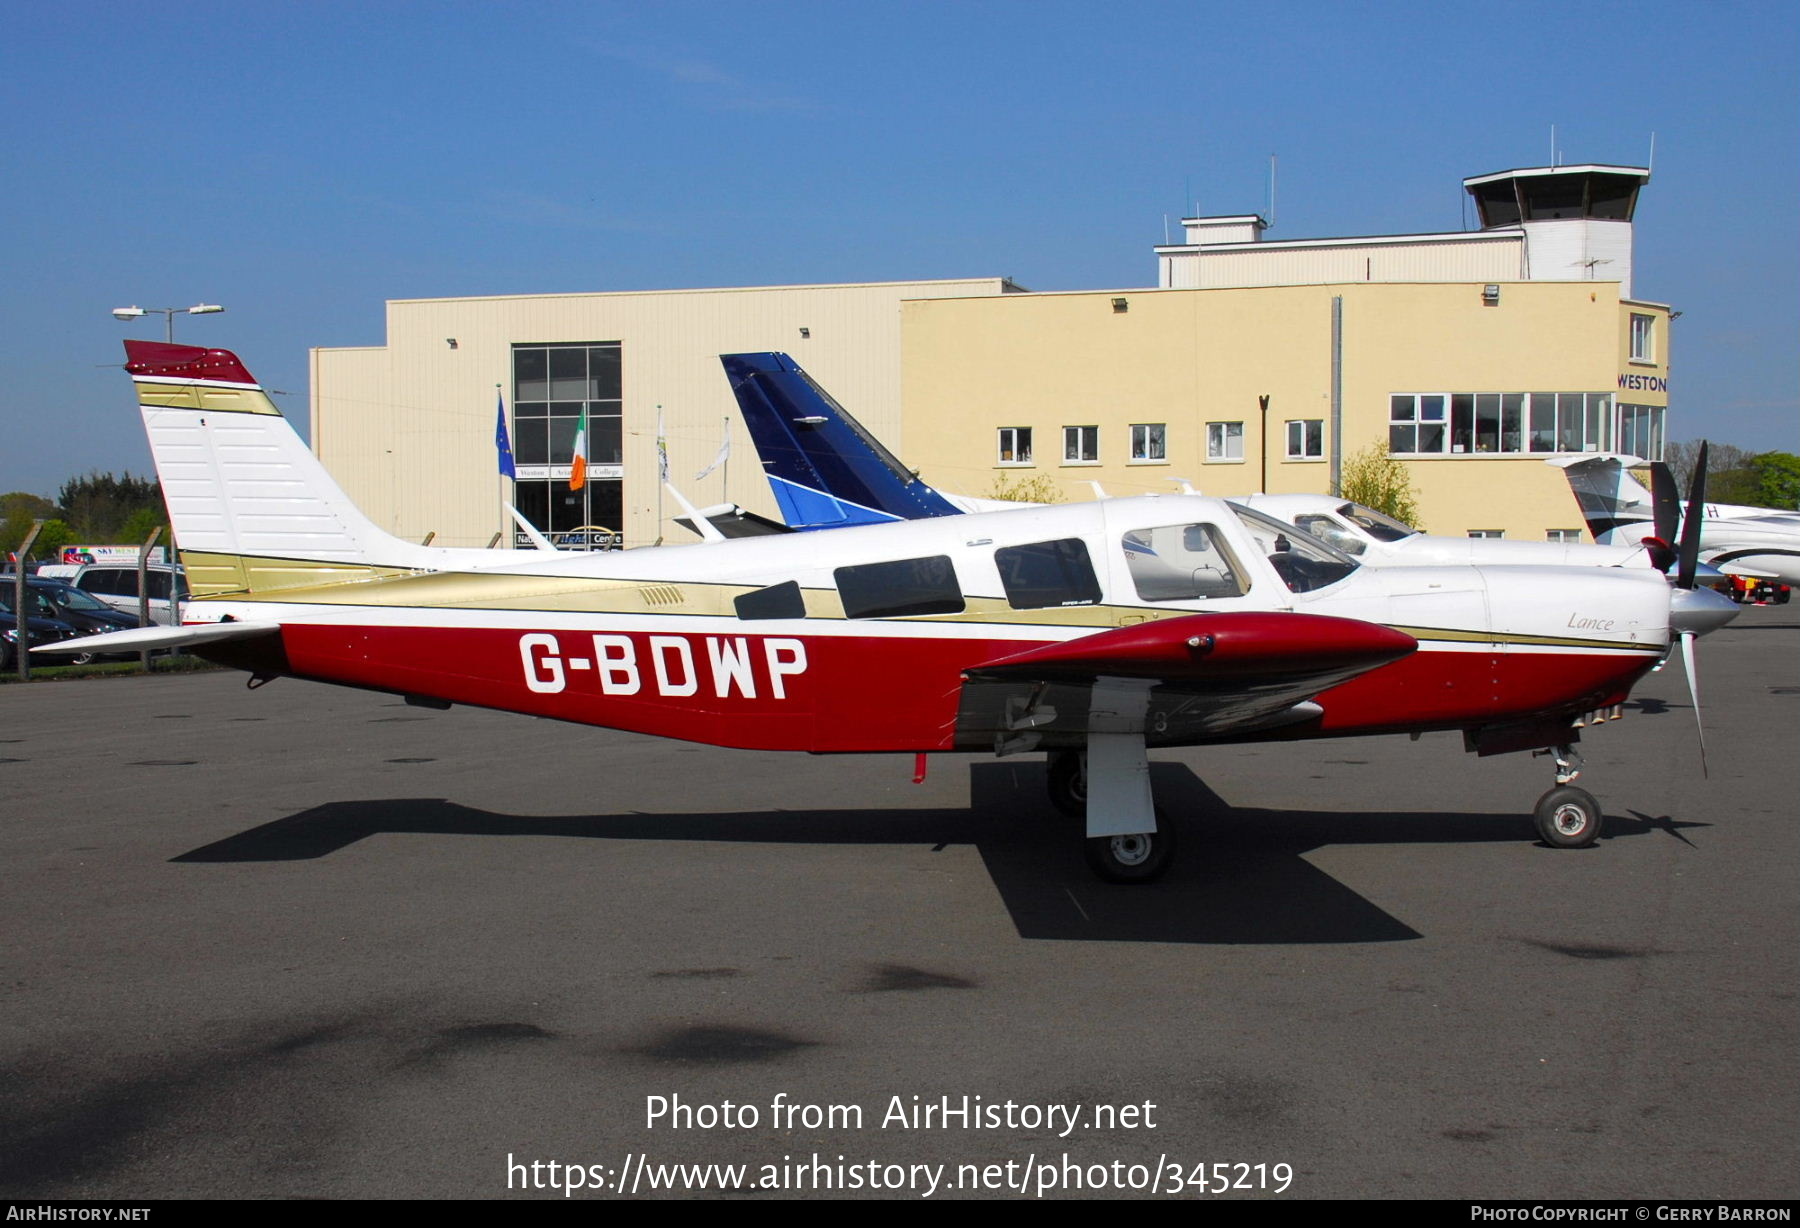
[1120,524,1249,602]
[1229,504,1360,593]
[995,538,1102,609]
[1293,514,1366,555]
[734,581,806,621]
[834,555,964,619]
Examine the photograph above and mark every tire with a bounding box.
[1084,811,1178,884]
[1533,785,1603,849]
[1046,749,1086,817]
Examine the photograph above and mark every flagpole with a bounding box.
[655,405,666,546]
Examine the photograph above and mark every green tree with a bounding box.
[21,518,76,563]
[986,472,1066,504]
[1334,441,1420,527]
[119,506,172,546]
[1748,451,1800,510]
[2,492,61,557]
[56,471,164,542]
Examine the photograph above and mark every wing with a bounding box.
[955,612,1417,752]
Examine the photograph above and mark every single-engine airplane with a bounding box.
[44,340,1730,883]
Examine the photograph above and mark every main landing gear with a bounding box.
[1531,744,1603,849]
[1046,746,1179,884]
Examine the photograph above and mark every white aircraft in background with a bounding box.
[1552,450,1800,589]
[37,341,1739,884]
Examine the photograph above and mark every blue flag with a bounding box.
[495,390,516,478]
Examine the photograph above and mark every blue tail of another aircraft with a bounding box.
[720,353,964,529]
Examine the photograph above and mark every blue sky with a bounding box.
[2,0,1795,498]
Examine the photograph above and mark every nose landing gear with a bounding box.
[1531,744,1603,848]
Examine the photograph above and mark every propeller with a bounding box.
[1677,629,1708,778]
[1676,440,1708,591]
[1674,441,1710,775]
[1644,460,1681,572]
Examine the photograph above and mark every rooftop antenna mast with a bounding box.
[1648,131,1656,174]
[1550,123,1557,167]
[1267,153,1277,229]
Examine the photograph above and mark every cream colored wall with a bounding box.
[902,281,1667,541]
[313,279,1013,548]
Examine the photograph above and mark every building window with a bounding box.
[1617,403,1665,460]
[1206,421,1244,461]
[1391,391,1620,456]
[997,427,1033,465]
[1546,529,1584,543]
[1285,419,1324,459]
[511,342,624,542]
[1129,423,1166,462]
[1467,529,1505,539]
[1630,313,1656,362]
[1063,425,1099,463]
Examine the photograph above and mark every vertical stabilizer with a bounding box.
[125,341,441,594]
[1547,453,1655,545]
[721,352,964,528]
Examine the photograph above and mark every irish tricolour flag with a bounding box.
[569,406,588,491]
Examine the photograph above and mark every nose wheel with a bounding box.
[1531,744,1603,848]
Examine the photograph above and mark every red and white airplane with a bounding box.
[43,341,1733,882]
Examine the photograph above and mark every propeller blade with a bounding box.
[1676,441,1709,590]
[1649,461,1681,553]
[1678,630,1708,778]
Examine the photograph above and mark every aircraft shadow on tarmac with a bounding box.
[172,763,1705,946]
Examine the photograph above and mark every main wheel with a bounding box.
[1046,749,1086,817]
[1084,812,1178,884]
[1533,785,1603,848]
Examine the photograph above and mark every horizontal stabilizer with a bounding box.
[32,621,280,655]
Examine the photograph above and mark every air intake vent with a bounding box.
[639,585,685,607]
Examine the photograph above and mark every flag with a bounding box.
[656,407,669,483]
[494,391,516,479]
[570,405,589,491]
[696,424,730,481]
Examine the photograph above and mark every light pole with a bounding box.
[111,303,225,343]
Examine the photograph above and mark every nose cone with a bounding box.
[1670,584,1741,638]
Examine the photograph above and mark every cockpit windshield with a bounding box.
[1229,504,1360,593]
[1339,502,1417,542]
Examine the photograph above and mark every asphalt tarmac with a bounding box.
[2,604,1795,1201]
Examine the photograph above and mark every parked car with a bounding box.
[69,562,188,626]
[0,596,81,670]
[8,578,143,663]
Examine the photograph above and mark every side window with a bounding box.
[994,538,1101,610]
[147,572,171,601]
[834,555,963,619]
[734,581,806,621]
[80,569,124,596]
[1120,524,1248,602]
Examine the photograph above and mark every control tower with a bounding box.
[1462,164,1651,298]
